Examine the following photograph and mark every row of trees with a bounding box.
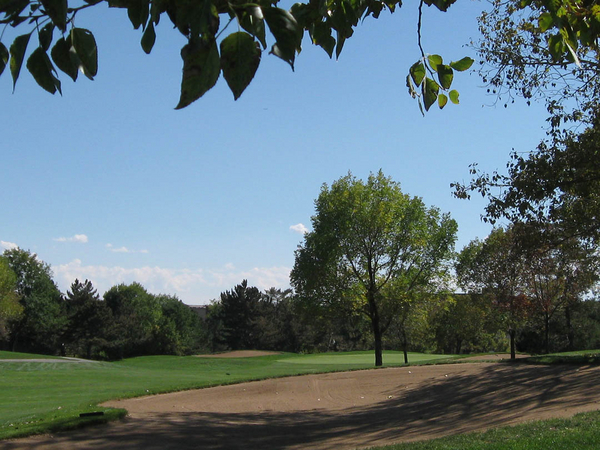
[0,248,207,359]
[2,236,599,363]
[204,172,600,365]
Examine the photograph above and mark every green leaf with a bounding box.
[422,77,439,111]
[437,64,453,89]
[127,0,150,30]
[406,74,417,99]
[70,28,98,80]
[220,32,261,100]
[548,33,565,60]
[311,21,335,58]
[38,23,54,51]
[423,0,457,12]
[235,5,267,50]
[449,56,474,72]
[449,89,459,104]
[175,39,221,109]
[0,42,8,76]
[40,0,67,32]
[409,61,425,86]
[263,7,302,70]
[10,33,31,91]
[438,93,448,109]
[428,54,442,72]
[0,0,29,16]
[141,21,156,54]
[538,12,554,32]
[51,37,78,81]
[26,47,61,94]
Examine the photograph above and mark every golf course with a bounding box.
[2,350,600,449]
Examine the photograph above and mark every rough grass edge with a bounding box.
[364,409,600,450]
[2,408,127,441]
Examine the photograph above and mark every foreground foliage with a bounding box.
[1,0,593,108]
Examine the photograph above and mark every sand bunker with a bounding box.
[6,362,600,450]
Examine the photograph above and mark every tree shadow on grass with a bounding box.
[6,364,600,450]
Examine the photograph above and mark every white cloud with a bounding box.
[54,260,291,304]
[1,240,18,250]
[290,223,309,235]
[111,246,131,253]
[106,243,148,254]
[54,234,88,243]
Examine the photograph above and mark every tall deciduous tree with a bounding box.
[103,282,161,358]
[1,248,65,353]
[456,227,530,359]
[0,258,22,347]
[291,171,457,366]
[521,232,599,353]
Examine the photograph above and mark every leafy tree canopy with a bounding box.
[475,0,599,124]
[291,171,457,366]
[1,247,64,352]
[455,226,531,358]
[453,112,600,244]
[4,0,594,109]
[0,257,23,342]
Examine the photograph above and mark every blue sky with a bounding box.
[0,0,550,304]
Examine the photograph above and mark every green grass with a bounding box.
[280,351,453,365]
[0,350,454,440]
[0,350,64,360]
[525,350,600,365]
[3,349,600,445]
[367,410,600,450]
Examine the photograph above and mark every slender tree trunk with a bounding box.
[510,329,516,360]
[368,292,383,367]
[456,338,462,355]
[565,305,574,351]
[373,317,383,367]
[402,328,408,364]
[545,313,550,354]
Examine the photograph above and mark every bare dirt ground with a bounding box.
[459,353,530,362]
[5,362,600,450]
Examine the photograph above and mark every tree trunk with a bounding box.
[510,329,516,360]
[544,313,550,354]
[565,305,574,351]
[456,338,462,355]
[368,292,383,367]
[402,328,408,364]
[373,318,383,367]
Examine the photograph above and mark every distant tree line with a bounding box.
[2,240,600,360]
[0,247,208,359]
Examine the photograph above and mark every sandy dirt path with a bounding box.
[4,362,600,450]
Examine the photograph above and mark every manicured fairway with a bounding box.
[0,350,455,439]
[279,351,452,365]
[0,351,64,360]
